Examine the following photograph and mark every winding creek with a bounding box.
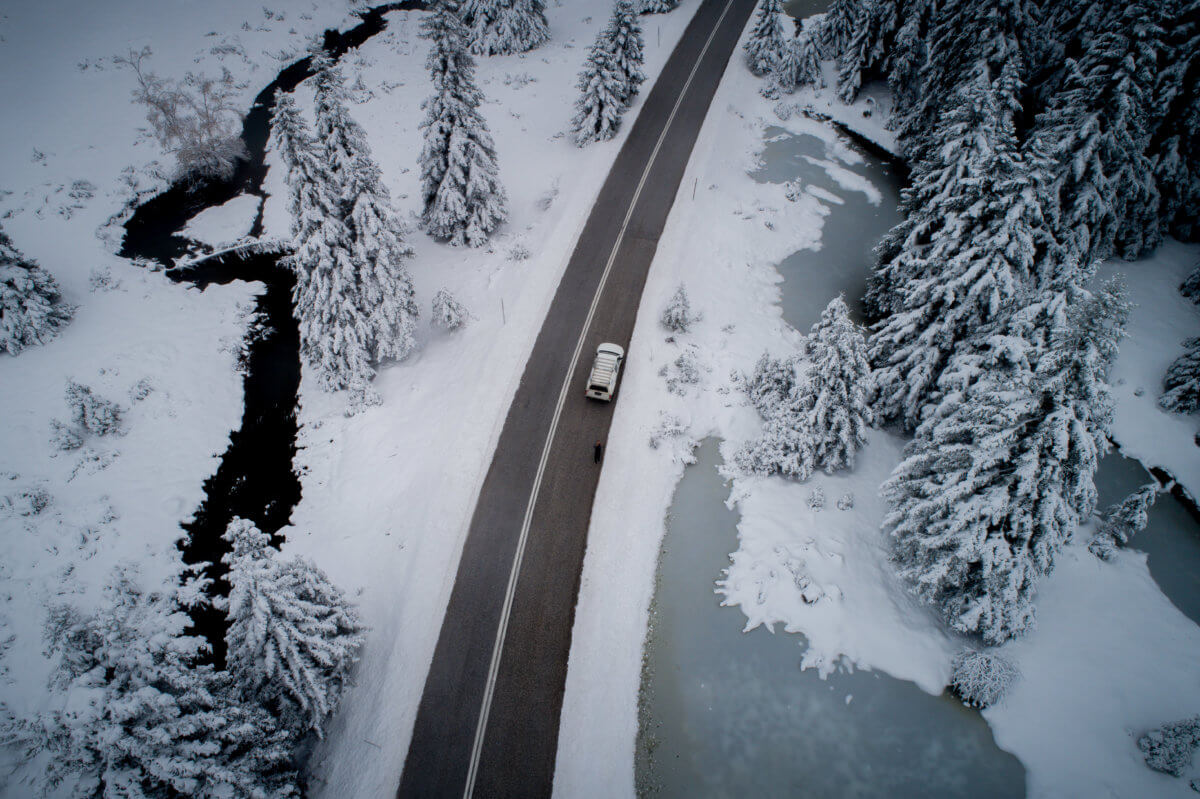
[119,2,424,663]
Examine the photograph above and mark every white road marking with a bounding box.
[462,2,738,795]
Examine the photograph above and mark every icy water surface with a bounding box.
[749,126,903,330]
[1094,453,1200,626]
[636,440,1025,798]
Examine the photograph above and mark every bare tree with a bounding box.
[115,47,248,184]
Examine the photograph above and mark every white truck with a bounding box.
[585,343,625,401]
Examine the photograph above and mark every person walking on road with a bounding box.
[594,440,603,463]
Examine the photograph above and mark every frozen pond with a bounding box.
[636,439,1026,797]
[749,126,903,330]
[1094,453,1200,626]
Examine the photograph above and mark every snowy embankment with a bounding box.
[0,0,355,785]
[557,19,1200,799]
[260,5,705,797]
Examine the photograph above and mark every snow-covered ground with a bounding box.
[557,18,1200,799]
[0,1,703,796]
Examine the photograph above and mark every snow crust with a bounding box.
[178,194,262,248]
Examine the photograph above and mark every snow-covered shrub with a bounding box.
[1139,716,1200,777]
[462,0,550,57]
[949,650,1019,708]
[836,492,854,511]
[49,419,84,451]
[88,266,121,293]
[648,412,689,450]
[639,0,679,13]
[1089,483,1158,560]
[735,397,816,480]
[1,228,73,356]
[659,350,700,395]
[65,380,123,436]
[506,240,531,261]
[431,289,468,331]
[807,485,826,510]
[115,47,248,184]
[7,569,299,797]
[1181,265,1200,305]
[1160,338,1200,414]
[128,377,154,402]
[221,518,366,737]
[660,284,695,333]
[1,486,51,517]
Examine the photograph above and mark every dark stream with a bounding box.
[119,1,425,665]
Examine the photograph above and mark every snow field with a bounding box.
[558,19,1200,799]
[256,5,707,796]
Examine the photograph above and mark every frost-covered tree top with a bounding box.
[821,0,862,59]
[464,0,550,56]
[271,90,336,244]
[222,518,365,736]
[1150,3,1200,240]
[1160,337,1200,415]
[571,1,645,146]
[745,0,786,76]
[639,0,680,13]
[660,284,694,332]
[804,296,874,472]
[0,228,73,356]
[420,0,508,246]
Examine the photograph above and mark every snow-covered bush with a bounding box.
[1,486,51,517]
[660,284,695,333]
[1139,716,1200,777]
[6,570,299,797]
[639,0,679,12]
[744,0,785,77]
[1181,265,1200,305]
[949,649,1019,708]
[115,47,248,184]
[431,288,469,331]
[735,393,816,480]
[648,412,690,450]
[65,380,123,436]
[1089,483,1157,560]
[221,518,365,737]
[421,3,508,246]
[659,349,700,395]
[836,492,854,510]
[1,229,73,356]
[1160,337,1200,414]
[743,351,799,416]
[49,419,83,451]
[572,0,645,146]
[807,485,825,510]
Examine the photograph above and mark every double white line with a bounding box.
[462,1,737,795]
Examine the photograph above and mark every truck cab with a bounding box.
[585,343,625,401]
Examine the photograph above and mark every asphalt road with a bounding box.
[397,1,756,796]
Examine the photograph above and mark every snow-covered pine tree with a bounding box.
[639,0,679,13]
[1181,264,1200,304]
[834,0,900,103]
[431,288,469,330]
[736,353,816,479]
[465,0,550,56]
[1089,483,1157,560]
[744,351,800,417]
[820,0,862,61]
[1160,337,1200,414]
[0,228,73,356]
[222,518,365,737]
[744,0,786,77]
[1029,1,1165,265]
[65,380,123,436]
[15,570,298,798]
[1148,1,1200,240]
[420,0,508,246]
[571,1,645,145]
[870,64,1051,428]
[804,296,874,472]
[793,27,825,89]
[660,284,694,333]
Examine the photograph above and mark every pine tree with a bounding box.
[1160,337,1200,414]
[820,0,862,61]
[870,66,1050,428]
[804,296,874,472]
[464,0,550,56]
[794,28,825,89]
[420,1,508,246]
[14,571,298,798]
[835,0,900,103]
[744,0,786,77]
[571,1,645,146]
[736,354,816,480]
[1148,1,1200,240]
[1089,483,1158,560]
[639,0,679,13]
[1029,1,1165,265]
[292,59,419,397]
[0,228,73,356]
[431,288,469,330]
[222,519,365,737]
[660,284,694,333]
[1181,264,1200,304]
